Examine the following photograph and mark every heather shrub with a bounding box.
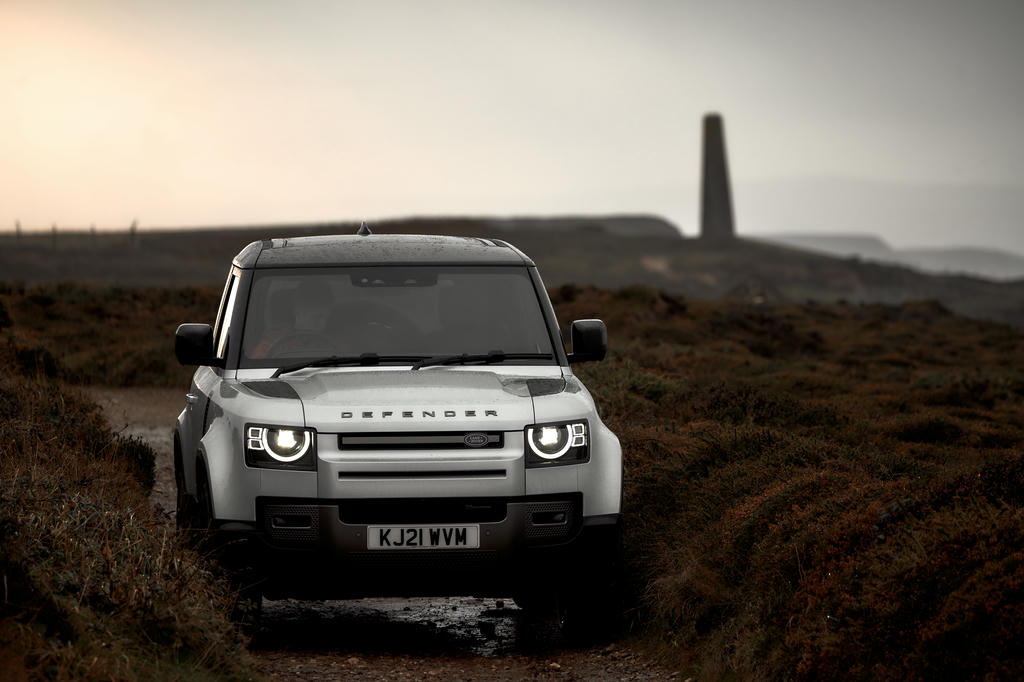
[2,280,1023,679]
[1,282,219,386]
[0,367,251,678]
[569,287,1024,679]
[890,415,964,444]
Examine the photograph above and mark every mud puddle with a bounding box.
[254,596,560,658]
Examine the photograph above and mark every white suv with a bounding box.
[173,230,622,629]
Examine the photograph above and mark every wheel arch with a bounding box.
[173,431,184,487]
[194,449,215,519]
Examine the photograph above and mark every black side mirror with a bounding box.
[568,319,607,363]
[175,323,216,366]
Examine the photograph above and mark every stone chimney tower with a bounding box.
[699,113,735,243]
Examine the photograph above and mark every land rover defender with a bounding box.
[173,230,622,628]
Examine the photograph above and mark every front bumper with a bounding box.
[214,493,619,599]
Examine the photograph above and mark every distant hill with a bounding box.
[760,233,1024,281]
[2,215,1023,325]
[739,178,1024,257]
[0,215,681,287]
[482,215,681,238]
[898,247,1024,281]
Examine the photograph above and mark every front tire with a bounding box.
[557,525,624,643]
[175,458,204,538]
[180,463,263,631]
[231,584,263,633]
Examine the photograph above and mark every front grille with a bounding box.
[338,469,506,480]
[261,504,320,544]
[338,431,504,451]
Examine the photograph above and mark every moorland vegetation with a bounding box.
[1,280,1022,679]
[0,307,252,677]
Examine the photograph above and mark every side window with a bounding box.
[214,273,240,360]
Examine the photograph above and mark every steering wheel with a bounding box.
[329,303,415,337]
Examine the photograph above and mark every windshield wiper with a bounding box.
[274,350,555,376]
[410,351,553,371]
[272,353,426,378]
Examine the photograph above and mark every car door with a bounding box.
[180,269,241,492]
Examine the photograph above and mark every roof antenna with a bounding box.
[356,221,372,236]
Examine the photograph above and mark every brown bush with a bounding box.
[3,280,1023,679]
[565,286,1024,679]
[0,362,252,678]
[2,282,219,386]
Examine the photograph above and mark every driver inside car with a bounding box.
[249,281,333,358]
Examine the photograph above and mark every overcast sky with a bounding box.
[2,0,1023,251]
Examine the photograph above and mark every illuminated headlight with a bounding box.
[526,421,588,467]
[245,424,316,470]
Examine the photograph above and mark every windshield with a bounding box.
[239,266,558,368]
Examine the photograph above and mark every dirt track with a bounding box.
[86,386,676,681]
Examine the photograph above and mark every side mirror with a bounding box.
[567,319,607,363]
[175,323,216,366]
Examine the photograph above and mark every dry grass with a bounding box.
[555,285,1024,679]
[1,281,219,387]
[0,343,253,679]
[3,280,1024,679]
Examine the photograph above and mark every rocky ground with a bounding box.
[85,386,677,681]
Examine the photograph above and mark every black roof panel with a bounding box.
[236,234,533,268]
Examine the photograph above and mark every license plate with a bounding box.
[367,524,480,550]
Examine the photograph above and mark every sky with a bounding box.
[2,0,1023,252]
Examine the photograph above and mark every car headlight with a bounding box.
[245,424,316,470]
[525,421,589,467]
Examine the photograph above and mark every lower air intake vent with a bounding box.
[262,504,319,544]
[524,501,576,540]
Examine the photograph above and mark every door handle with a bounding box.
[186,393,199,405]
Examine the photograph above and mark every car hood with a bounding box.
[280,369,564,432]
